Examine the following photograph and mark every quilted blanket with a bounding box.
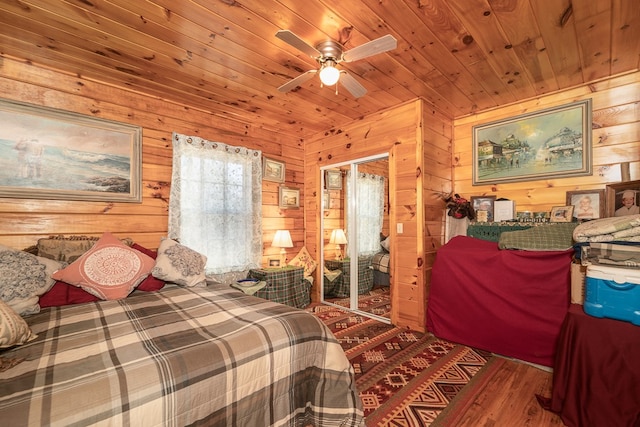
[0,284,364,426]
[573,214,640,242]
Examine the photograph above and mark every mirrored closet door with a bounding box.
[320,154,390,323]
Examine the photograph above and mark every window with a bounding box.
[346,171,385,256]
[169,133,262,283]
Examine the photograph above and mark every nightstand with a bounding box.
[247,265,310,308]
[324,257,373,298]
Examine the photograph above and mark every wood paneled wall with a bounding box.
[453,72,640,210]
[0,57,304,265]
[304,99,452,331]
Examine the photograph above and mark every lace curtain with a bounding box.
[169,133,262,284]
[345,172,385,256]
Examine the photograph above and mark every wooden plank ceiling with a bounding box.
[0,0,638,139]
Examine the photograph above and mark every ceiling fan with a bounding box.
[275,30,397,98]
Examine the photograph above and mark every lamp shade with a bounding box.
[319,61,340,86]
[272,230,293,248]
[329,229,348,245]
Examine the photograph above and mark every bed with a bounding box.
[427,229,575,367]
[371,235,391,288]
[0,235,364,426]
[371,251,390,287]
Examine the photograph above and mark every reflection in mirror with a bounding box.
[321,154,390,323]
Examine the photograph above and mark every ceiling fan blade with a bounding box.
[277,70,318,93]
[339,72,367,98]
[275,30,320,58]
[342,34,397,63]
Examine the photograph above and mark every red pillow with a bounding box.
[131,243,165,292]
[39,281,99,308]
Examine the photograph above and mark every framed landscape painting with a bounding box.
[472,99,592,185]
[0,99,142,202]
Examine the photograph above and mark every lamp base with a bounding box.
[280,248,287,267]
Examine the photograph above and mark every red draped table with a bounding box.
[548,304,640,427]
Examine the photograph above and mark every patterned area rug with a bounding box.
[307,297,506,426]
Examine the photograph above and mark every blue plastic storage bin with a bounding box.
[584,265,640,326]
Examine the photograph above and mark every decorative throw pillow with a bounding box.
[0,299,37,348]
[51,232,155,300]
[39,281,99,308]
[37,235,134,263]
[380,236,391,252]
[152,238,207,287]
[0,244,63,316]
[289,246,318,277]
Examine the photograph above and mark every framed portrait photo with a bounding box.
[550,206,574,222]
[566,189,605,220]
[606,180,640,217]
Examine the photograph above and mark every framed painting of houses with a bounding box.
[0,98,142,202]
[472,99,592,185]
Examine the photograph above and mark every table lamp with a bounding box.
[329,228,348,260]
[272,229,293,266]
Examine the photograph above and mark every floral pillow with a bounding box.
[0,244,63,316]
[51,232,155,300]
[0,299,37,348]
[151,238,207,287]
[289,246,317,277]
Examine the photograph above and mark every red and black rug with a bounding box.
[307,295,506,426]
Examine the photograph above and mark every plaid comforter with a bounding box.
[0,284,364,426]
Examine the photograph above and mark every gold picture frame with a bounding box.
[473,99,592,185]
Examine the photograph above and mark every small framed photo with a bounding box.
[322,190,330,210]
[268,258,281,267]
[470,195,496,222]
[263,157,285,182]
[279,186,300,209]
[325,169,342,190]
[606,180,640,217]
[550,206,574,222]
[566,189,605,220]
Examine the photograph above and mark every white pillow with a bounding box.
[0,298,36,348]
[152,238,207,287]
[381,236,391,252]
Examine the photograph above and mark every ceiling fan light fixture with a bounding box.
[319,60,340,86]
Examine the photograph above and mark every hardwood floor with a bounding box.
[453,358,566,426]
